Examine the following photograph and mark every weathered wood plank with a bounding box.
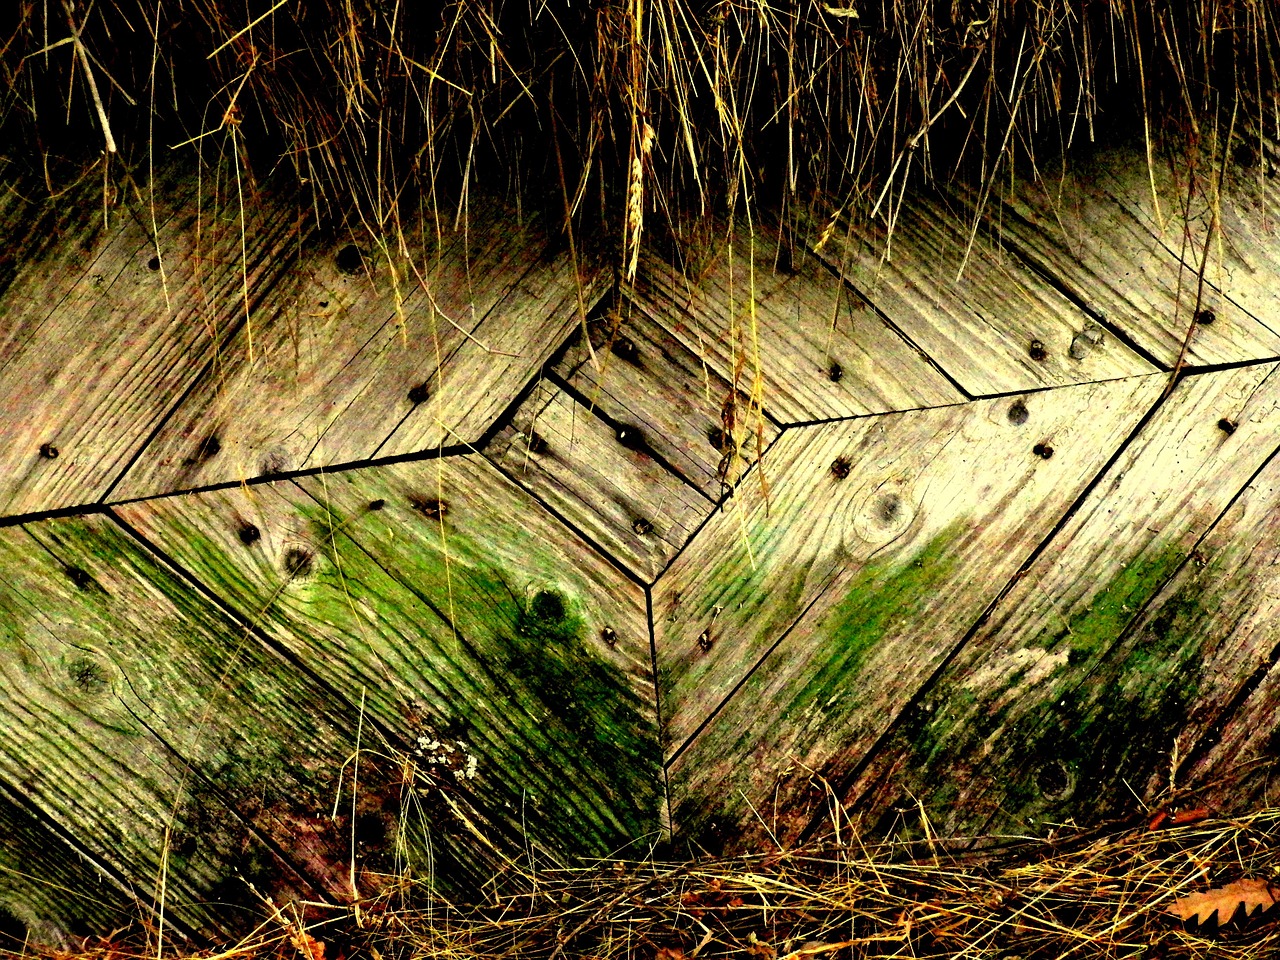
[488,380,715,581]
[979,145,1280,366]
[0,513,382,934]
[1098,144,1280,342]
[839,363,1280,839]
[113,201,602,500]
[655,373,1164,850]
[376,242,608,457]
[631,225,964,425]
[117,458,664,864]
[0,162,301,516]
[806,192,1159,395]
[553,309,780,500]
[0,784,142,948]
[1126,420,1280,811]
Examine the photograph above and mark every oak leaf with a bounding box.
[1166,877,1280,926]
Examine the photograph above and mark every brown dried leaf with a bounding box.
[1167,877,1280,926]
[291,931,327,960]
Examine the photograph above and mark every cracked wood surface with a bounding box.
[657,374,1163,849]
[842,363,1280,839]
[117,457,663,874]
[7,138,1280,938]
[806,190,1159,395]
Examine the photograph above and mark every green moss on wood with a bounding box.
[901,541,1208,834]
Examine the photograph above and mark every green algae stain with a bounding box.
[291,498,665,846]
[779,524,967,731]
[1052,543,1190,660]
[900,540,1209,834]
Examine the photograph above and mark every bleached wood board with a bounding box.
[114,201,602,499]
[0,513,382,935]
[839,363,1280,839]
[376,243,608,458]
[553,308,780,499]
[1136,429,1280,811]
[488,380,714,582]
[1097,145,1280,342]
[979,145,1280,366]
[630,226,963,425]
[0,785,142,948]
[118,458,664,862]
[806,192,1158,395]
[0,162,301,516]
[656,374,1164,849]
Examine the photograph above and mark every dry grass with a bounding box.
[13,808,1280,960]
[3,1,1279,266]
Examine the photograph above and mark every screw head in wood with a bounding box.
[336,244,364,274]
[610,336,639,364]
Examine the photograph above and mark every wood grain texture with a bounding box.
[0,513,379,935]
[553,309,780,499]
[0,784,142,948]
[840,363,1280,839]
[0,162,301,516]
[117,457,664,864]
[630,225,964,425]
[488,380,715,582]
[376,239,608,457]
[114,201,603,500]
[656,373,1165,849]
[1100,144,1280,342]
[980,143,1280,366]
[806,191,1158,395]
[1134,416,1280,811]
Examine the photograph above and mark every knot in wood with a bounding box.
[848,480,915,546]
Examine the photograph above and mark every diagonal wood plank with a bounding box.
[376,241,608,458]
[488,380,715,582]
[1095,141,1280,344]
[978,143,1280,367]
[0,784,144,948]
[0,513,396,934]
[839,363,1280,839]
[553,309,780,500]
[114,201,604,500]
[0,162,301,516]
[118,457,664,864]
[631,225,964,425]
[655,373,1164,850]
[806,191,1159,395]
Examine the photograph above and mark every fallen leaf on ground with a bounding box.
[1166,877,1280,925]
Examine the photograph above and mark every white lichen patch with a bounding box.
[414,731,479,780]
[963,646,1071,709]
